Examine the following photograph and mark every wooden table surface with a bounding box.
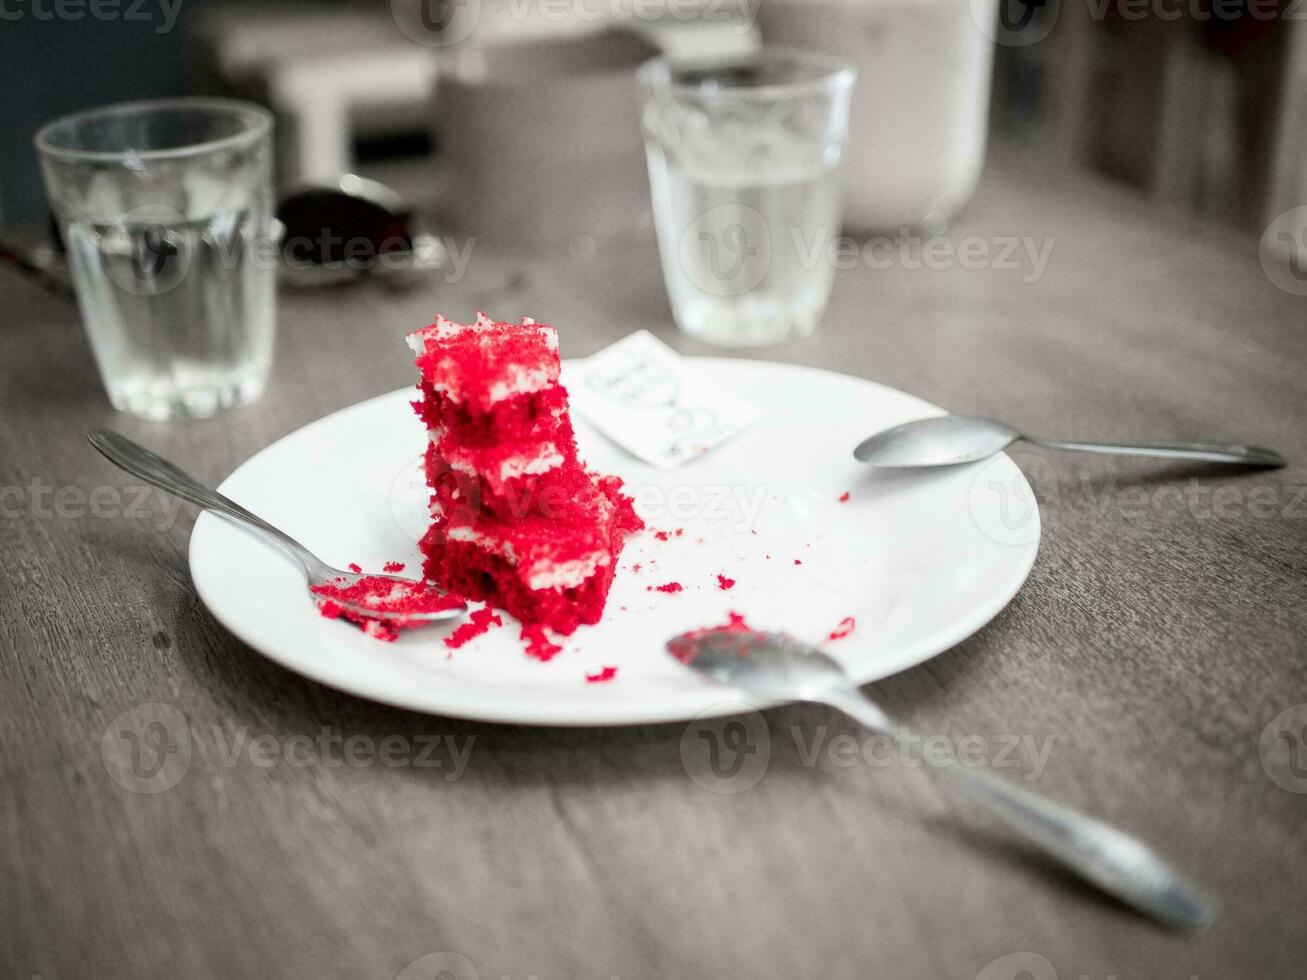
[3,151,1306,980]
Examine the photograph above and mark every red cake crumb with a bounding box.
[311,574,463,641]
[383,561,406,572]
[653,530,671,541]
[318,599,343,619]
[366,621,403,642]
[793,559,802,566]
[348,562,362,573]
[632,562,643,573]
[827,616,856,641]
[654,581,683,593]
[312,574,461,614]
[444,606,504,649]
[585,666,618,684]
[838,491,850,503]
[715,574,736,591]
[521,624,563,661]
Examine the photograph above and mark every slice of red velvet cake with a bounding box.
[408,313,642,636]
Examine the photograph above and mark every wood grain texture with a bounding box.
[2,150,1305,979]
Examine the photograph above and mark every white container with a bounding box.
[436,31,657,246]
[758,0,997,234]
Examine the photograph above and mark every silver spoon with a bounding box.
[88,429,466,626]
[668,627,1218,933]
[854,414,1285,468]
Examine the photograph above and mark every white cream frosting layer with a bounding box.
[526,552,609,591]
[442,443,565,484]
[444,524,609,591]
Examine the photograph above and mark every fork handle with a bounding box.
[87,429,329,579]
[822,687,1217,932]
[1026,437,1284,467]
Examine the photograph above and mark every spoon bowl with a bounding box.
[668,628,848,702]
[854,415,1019,467]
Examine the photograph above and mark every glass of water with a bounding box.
[637,50,855,347]
[36,99,275,420]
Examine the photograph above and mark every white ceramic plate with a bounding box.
[189,358,1039,725]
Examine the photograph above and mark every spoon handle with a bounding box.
[87,429,330,580]
[1026,436,1284,467]
[822,687,1218,932]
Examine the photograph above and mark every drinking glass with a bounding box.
[36,99,276,420]
[637,49,856,347]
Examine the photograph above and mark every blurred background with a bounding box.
[2,0,1305,239]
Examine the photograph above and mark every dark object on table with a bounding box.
[276,173,445,288]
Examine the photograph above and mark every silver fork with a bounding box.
[88,429,466,625]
